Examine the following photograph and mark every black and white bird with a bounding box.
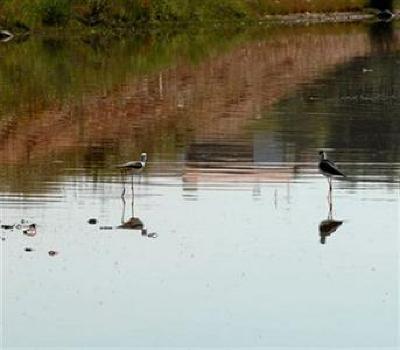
[116,152,147,171]
[318,151,345,191]
[116,153,147,198]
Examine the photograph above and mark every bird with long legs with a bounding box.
[318,150,345,192]
[116,152,147,198]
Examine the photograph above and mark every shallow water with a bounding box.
[0,22,399,349]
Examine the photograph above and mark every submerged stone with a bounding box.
[23,224,37,237]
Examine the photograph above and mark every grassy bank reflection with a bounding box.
[0,23,399,193]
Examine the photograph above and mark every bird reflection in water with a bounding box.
[319,190,343,245]
[118,185,157,238]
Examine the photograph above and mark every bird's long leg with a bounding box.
[326,177,333,204]
[131,174,134,216]
[121,191,126,224]
[326,177,331,204]
[328,189,333,220]
[121,170,126,198]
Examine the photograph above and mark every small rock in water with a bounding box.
[25,247,34,252]
[23,224,37,237]
[48,250,58,256]
[88,218,98,225]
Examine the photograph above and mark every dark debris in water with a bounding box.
[1,220,38,237]
[88,218,98,224]
[48,250,58,256]
[141,229,158,238]
[24,247,34,252]
[1,224,15,230]
[99,226,113,230]
[23,224,37,237]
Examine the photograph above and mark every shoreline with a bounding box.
[1,10,397,41]
[262,11,377,24]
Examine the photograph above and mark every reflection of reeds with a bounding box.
[0,25,378,164]
[183,163,295,184]
[1,24,399,192]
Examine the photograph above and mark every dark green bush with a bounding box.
[38,0,70,26]
[148,0,191,22]
[112,1,151,23]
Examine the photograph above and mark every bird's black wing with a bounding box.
[130,162,143,169]
[319,160,345,176]
[116,161,143,169]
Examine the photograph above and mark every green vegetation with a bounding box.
[0,25,253,114]
[38,0,70,26]
[0,0,373,34]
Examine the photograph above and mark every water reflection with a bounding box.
[119,194,145,232]
[1,22,399,193]
[319,190,344,245]
[369,20,396,53]
[118,181,156,238]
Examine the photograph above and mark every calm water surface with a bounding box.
[0,22,399,349]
